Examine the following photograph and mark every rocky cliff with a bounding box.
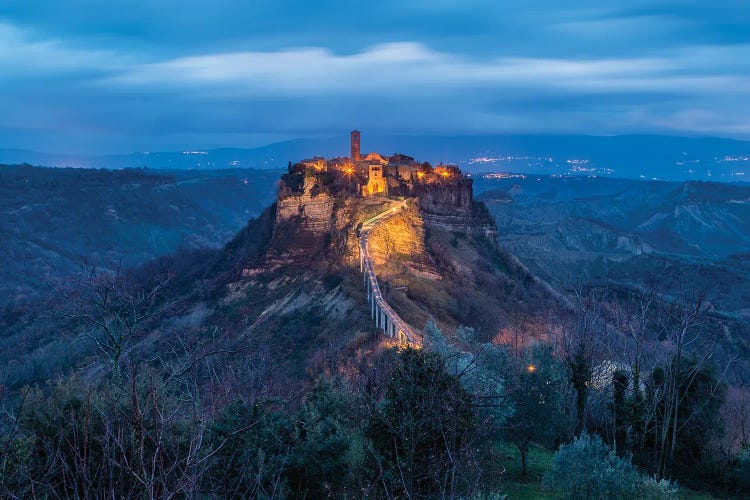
[249,168,561,343]
[368,201,430,273]
[266,171,393,268]
[267,175,336,266]
[266,171,497,271]
[414,178,473,216]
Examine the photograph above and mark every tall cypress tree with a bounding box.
[612,369,629,454]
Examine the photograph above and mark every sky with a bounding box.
[1,0,749,154]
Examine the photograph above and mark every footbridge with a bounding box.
[358,200,418,344]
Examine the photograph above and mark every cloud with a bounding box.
[1,1,750,153]
[101,41,750,101]
[0,22,125,79]
[103,43,659,95]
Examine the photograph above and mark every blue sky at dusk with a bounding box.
[1,0,749,154]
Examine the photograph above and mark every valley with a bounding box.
[475,176,750,320]
[0,165,280,307]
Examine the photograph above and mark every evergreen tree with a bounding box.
[569,349,591,435]
[502,344,567,478]
[368,348,478,497]
[612,369,629,454]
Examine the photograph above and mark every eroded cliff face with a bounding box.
[263,169,500,272]
[276,176,335,233]
[414,178,473,216]
[265,173,391,268]
[368,201,430,274]
[265,175,336,266]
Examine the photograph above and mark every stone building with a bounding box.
[365,164,387,195]
[285,130,469,200]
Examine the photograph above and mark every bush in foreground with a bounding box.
[542,433,677,499]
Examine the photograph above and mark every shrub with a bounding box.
[285,379,367,497]
[542,433,677,499]
[731,447,750,492]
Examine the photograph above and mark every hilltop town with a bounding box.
[280,130,470,200]
[266,130,496,276]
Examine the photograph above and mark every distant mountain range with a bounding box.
[2,134,750,182]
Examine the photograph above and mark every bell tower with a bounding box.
[350,130,361,161]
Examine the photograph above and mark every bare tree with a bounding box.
[55,261,169,380]
[721,384,750,457]
[653,288,728,478]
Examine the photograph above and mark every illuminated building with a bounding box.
[294,130,466,198]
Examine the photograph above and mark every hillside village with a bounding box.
[284,130,469,198]
[267,130,495,271]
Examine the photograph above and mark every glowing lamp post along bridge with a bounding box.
[358,201,417,344]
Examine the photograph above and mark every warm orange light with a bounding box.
[416,171,425,179]
[345,167,354,175]
[441,171,450,177]
[527,364,536,373]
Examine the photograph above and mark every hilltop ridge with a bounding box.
[261,130,488,268]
